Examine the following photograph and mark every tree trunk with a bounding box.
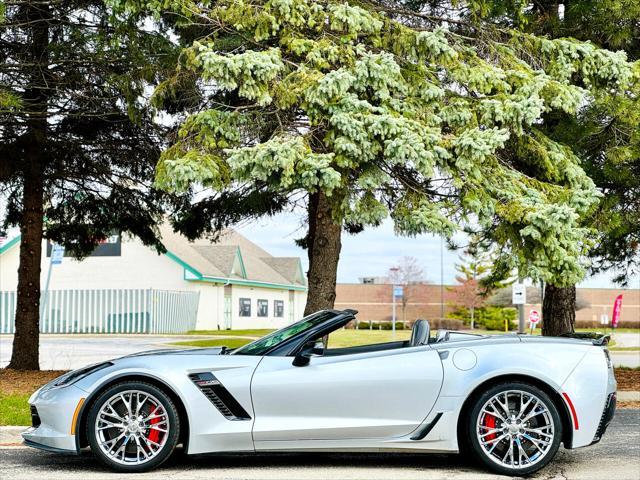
[7,1,50,370]
[542,284,576,336]
[8,159,44,370]
[303,191,342,316]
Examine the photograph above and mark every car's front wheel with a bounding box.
[466,382,562,476]
[87,381,180,472]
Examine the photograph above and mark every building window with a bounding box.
[257,299,268,317]
[239,298,251,317]
[274,300,284,317]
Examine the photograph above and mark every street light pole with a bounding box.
[392,288,396,339]
[440,236,444,321]
[389,267,399,340]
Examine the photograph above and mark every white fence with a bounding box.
[0,289,200,334]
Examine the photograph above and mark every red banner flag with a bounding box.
[611,294,623,328]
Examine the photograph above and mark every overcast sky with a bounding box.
[238,211,639,289]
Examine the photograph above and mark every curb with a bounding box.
[0,426,27,446]
[618,391,640,402]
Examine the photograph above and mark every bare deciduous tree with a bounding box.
[388,256,428,323]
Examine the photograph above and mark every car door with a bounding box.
[250,346,444,444]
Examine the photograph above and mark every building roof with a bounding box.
[159,224,307,291]
[0,226,307,291]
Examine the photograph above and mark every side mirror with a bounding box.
[292,340,322,367]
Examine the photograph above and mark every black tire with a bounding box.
[87,381,180,472]
[466,382,562,476]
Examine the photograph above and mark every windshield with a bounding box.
[232,310,338,356]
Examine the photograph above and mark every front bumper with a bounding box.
[22,384,85,454]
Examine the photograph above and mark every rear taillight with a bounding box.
[603,349,613,369]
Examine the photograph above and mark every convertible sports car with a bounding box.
[23,309,616,476]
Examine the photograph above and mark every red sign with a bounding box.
[612,294,623,328]
[529,310,540,324]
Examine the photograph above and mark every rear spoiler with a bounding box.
[559,332,611,346]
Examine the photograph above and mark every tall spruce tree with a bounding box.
[455,0,640,335]
[113,0,634,318]
[381,1,639,335]
[0,1,182,369]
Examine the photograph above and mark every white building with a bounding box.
[0,226,307,332]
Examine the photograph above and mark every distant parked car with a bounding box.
[23,309,616,476]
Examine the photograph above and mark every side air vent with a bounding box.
[188,372,251,421]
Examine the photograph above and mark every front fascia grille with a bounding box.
[189,372,251,421]
[30,405,41,428]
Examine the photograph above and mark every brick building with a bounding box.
[335,283,640,327]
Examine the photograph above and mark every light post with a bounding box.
[392,288,396,338]
[389,267,400,339]
[440,236,444,321]
[41,243,65,324]
[512,283,526,333]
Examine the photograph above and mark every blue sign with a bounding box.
[51,244,65,265]
[393,285,404,298]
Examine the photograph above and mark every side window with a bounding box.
[274,300,284,317]
[239,298,251,317]
[257,299,268,317]
[314,322,409,356]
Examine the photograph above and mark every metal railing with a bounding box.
[0,289,199,334]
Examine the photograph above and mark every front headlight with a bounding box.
[47,362,113,389]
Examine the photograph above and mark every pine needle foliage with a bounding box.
[110,0,635,286]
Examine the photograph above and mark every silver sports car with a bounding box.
[24,309,616,476]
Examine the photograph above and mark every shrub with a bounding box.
[379,321,405,330]
[479,307,517,331]
[355,321,405,330]
[430,318,465,330]
[448,305,516,331]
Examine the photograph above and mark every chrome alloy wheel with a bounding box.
[94,390,170,465]
[476,389,555,470]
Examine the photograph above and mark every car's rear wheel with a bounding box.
[466,382,562,476]
[87,381,180,472]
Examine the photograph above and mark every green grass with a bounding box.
[0,394,30,426]
[186,329,274,337]
[468,327,639,336]
[176,326,639,350]
[329,329,411,347]
[171,338,253,349]
[578,327,640,334]
[172,329,412,349]
[609,346,640,351]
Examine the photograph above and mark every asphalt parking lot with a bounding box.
[1,409,638,480]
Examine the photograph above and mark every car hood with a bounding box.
[119,347,225,358]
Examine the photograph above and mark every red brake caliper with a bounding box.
[484,414,497,441]
[147,413,161,443]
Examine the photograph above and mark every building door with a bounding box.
[224,285,232,329]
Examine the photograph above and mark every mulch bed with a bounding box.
[0,369,67,395]
[615,368,640,391]
[0,367,638,397]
